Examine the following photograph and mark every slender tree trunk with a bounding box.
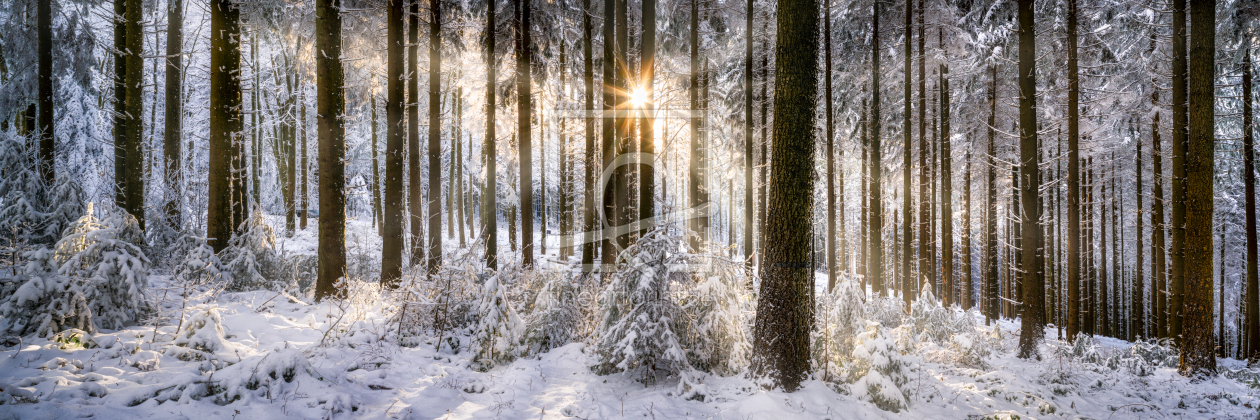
[1179,0,1216,376]
[690,0,709,252]
[427,0,445,272]
[743,0,755,271]
[963,145,972,309]
[458,89,467,248]
[1066,0,1082,341]
[601,0,618,271]
[824,0,836,290]
[1136,130,1146,340]
[985,64,998,324]
[939,28,952,307]
[581,0,595,269]
[164,0,183,230]
[315,0,346,301]
[517,0,533,268]
[37,0,53,185]
[1170,0,1188,347]
[372,94,382,235]
[409,0,426,267]
[381,0,406,287]
[485,0,499,270]
[1244,45,1258,362]
[300,84,308,230]
[906,0,918,308]
[869,0,884,297]
[207,0,243,252]
[749,0,818,390]
[758,40,768,270]
[1155,100,1168,338]
[640,0,655,239]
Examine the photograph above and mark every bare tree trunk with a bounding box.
[985,65,998,324]
[939,28,952,307]
[315,0,346,301]
[37,0,53,184]
[1244,45,1258,362]
[116,0,145,229]
[517,0,534,268]
[743,0,755,272]
[428,0,445,273]
[381,0,406,287]
[300,84,308,230]
[907,0,918,308]
[868,0,884,297]
[749,0,818,390]
[164,0,183,230]
[371,94,382,236]
[1015,0,1045,358]
[1066,0,1082,341]
[639,0,655,239]
[824,0,835,290]
[485,0,499,270]
[207,0,243,252]
[1170,0,1188,347]
[581,0,595,268]
[409,0,426,267]
[1179,0,1216,376]
[1135,129,1146,340]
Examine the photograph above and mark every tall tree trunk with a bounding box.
[300,84,308,230]
[1244,45,1258,362]
[639,0,655,239]
[116,0,145,229]
[963,145,972,309]
[429,0,445,272]
[868,0,884,297]
[1100,162,1110,336]
[381,0,406,287]
[485,0,499,270]
[749,0,818,390]
[824,0,835,290]
[164,0,183,230]
[1016,0,1045,358]
[690,0,708,252]
[758,39,768,269]
[985,65,998,324]
[1066,0,1082,341]
[614,0,630,255]
[250,36,260,209]
[315,0,346,301]
[37,0,53,185]
[457,89,467,248]
[906,0,918,307]
[517,0,533,268]
[1136,129,1146,340]
[1155,98,1168,338]
[1170,0,1188,347]
[743,0,755,272]
[371,94,382,236]
[1179,0,1216,376]
[409,0,425,267]
[581,0,595,269]
[207,0,243,252]
[939,28,952,307]
[601,0,618,270]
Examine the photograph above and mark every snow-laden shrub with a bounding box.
[676,254,750,376]
[594,229,750,394]
[0,247,94,337]
[850,321,911,412]
[866,294,907,329]
[172,236,228,296]
[167,305,234,361]
[522,270,579,356]
[0,132,49,246]
[1068,334,1106,365]
[219,210,281,291]
[470,275,525,370]
[595,231,694,388]
[812,278,867,382]
[53,203,151,330]
[213,348,314,405]
[394,252,482,339]
[50,328,96,350]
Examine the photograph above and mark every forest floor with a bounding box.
[0,216,1257,419]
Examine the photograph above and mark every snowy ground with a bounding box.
[1,217,1257,419]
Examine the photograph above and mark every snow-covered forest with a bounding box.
[1,0,1259,417]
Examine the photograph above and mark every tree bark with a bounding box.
[164,0,183,230]
[749,0,818,390]
[985,64,998,324]
[1179,0,1216,376]
[116,0,145,229]
[1066,0,1082,341]
[1170,0,1188,347]
[410,0,426,267]
[485,0,499,270]
[868,0,884,297]
[743,0,755,272]
[315,0,346,301]
[1244,45,1258,362]
[1016,0,1045,359]
[581,0,595,268]
[824,0,835,290]
[429,0,445,273]
[207,0,243,252]
[639,0,655,239]
[37,0,53,185]
[939,28,952,307]
[382,0,406,287]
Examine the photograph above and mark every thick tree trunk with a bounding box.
[1179,0,1216,376]
[116,0,145,229]
[164,0,183,230]
[207,0,243,252]
[315,0,346,301]
[381,0,406,287]
[1016,0,1045,359]
[601,0,618,270]
[906,0,918,308]
[750,0,818,390]
[824,0,835,289]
